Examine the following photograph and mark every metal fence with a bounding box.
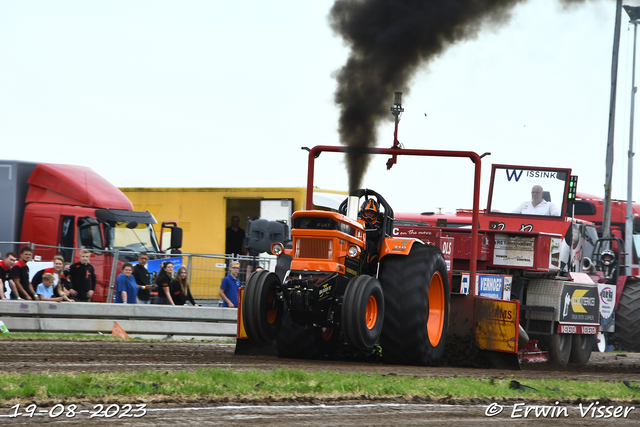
[2,242,275,303]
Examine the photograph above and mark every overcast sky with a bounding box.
[1,0,639,214]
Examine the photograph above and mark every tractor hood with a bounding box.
[26,163,133,210]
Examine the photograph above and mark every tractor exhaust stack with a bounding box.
[387,92,404,170]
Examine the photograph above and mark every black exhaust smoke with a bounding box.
[329,0,596,192]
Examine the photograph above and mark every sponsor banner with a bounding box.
[135,257,183,283]
[549,238,561,269]
[598,284,616,320]
[493,234,535,267]
[460,273,470,295]
[441,237,453,272]
[478,275,503,299]
[560,284,599,324]
[598,283,616,331]
[475,299,519,353]
[316,282,332,300]
[472,274,512,300]
[557,324,598,335]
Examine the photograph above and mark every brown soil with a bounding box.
[1,341,639,426]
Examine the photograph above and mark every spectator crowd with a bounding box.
[1,247,200,306]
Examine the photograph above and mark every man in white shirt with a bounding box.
[512,185,560,216]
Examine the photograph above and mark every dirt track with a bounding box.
[2,340,640,380]
[1,340,639,426]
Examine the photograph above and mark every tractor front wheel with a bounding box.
[342,275,384,350]
[242,270,284,344]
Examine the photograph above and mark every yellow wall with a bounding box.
[119,187,343,254]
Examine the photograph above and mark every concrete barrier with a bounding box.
[0,301,238,336]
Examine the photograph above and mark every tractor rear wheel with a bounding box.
[569,333,596,365]
[614,280,640,352]
[342,275,384,350]
[380,244,450,366]
[242,270,284,344]
[533,321,572,366]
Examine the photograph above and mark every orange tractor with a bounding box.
[240,186,450,364]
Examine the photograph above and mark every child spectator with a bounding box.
[171,266,199,306]
[32,255,70,300]
[219,260,240,308]
[114,263,138,304]
[36,273,71,302]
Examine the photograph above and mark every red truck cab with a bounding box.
[0,160,181,302]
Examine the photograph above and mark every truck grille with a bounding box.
[295,238,333,260]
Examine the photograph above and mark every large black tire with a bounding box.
[380,244,450,366]
[275,310,342,359]
[275,310,318,359]
[242,270,284,344]
[614,280,640,352]
[342,275,384,350]
[569,333,595,365]
[532,320,572,366]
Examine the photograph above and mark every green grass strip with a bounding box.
[1,368,639,402]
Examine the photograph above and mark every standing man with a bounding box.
[132,252,152,304]
[0,252,18,300]
[225,216,247,257]
[219,260,240,308]
[11,247,37,300]
[114,263,138,304]
[65,249,96,302]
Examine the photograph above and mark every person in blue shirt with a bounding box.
[36,273,72,302]
[114,263,138,304]
[219,261,240,307]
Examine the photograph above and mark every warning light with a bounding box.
[567,175,578,200]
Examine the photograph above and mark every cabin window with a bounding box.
[488,167,568,218]
[59,216,75,262]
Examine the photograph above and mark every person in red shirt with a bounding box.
[0,252,19,300]
[11,247,36,300]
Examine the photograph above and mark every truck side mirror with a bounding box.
[170,227,183,249]
[161,221,183,251]
[103,223,112,248]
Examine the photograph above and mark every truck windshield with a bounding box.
[489,166,568,218]
[634,233,640,264]
[110,223,160,254]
